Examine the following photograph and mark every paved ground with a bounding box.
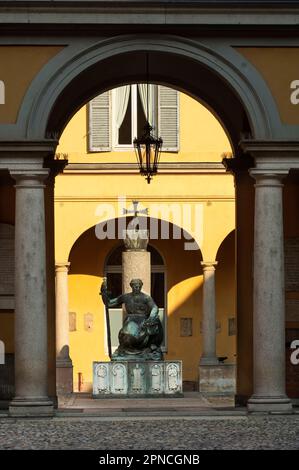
[56,392,241,416]
[0,415,298,450]
[0,394,298,450]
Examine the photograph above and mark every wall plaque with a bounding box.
[84,312,93,332]
[228,318,236,336]
[69,312,76,332]
[180,318,192,337]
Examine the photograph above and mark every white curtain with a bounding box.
[115,85,131,129]
[138,84,154,127]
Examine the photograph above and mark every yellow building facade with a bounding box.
[55,88,236,392]
[1,4,299,417]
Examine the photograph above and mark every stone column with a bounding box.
[247,171,292,413]
[200,261,219,365]
[9,170,54,417]
[122,229,151,294]
[56,262,73,394]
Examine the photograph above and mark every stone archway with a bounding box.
[20,35,275,148]
[1,32,295,416]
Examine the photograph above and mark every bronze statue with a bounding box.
[100,278,163,361]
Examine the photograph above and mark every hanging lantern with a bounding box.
[133,122,163,184]
[133,53,163,184]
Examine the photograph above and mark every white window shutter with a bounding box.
[158,86,179,152]
[88,91,111,151]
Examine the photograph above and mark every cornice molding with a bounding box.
[1,2,299,30]
[63,162,227,174]
[54,195,235,202]
[240,140,299,172]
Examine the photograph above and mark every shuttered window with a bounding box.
[88,91,111,151]
[158,86,179,152]
[88,86,179,152]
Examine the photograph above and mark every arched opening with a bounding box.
[5,35,268,412]
[32,43,262,150]
[42,43,254,402]
[67,217,203,393]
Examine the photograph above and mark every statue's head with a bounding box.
[130,278,143,294]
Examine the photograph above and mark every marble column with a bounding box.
[247,171,292,413]
[200,261,219,365]
[9,170,54,417]
[56,262,73,394]
[122,229,151,294]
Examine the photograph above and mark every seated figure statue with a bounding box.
[101,278,163,361]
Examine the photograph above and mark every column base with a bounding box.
[56,360,73,395]
[200,357,219,366]
[56,357,73,368]
[9,397,54,417]
[247,395,293,414]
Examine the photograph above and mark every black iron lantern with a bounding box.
[133,53,163,184]
[133,122,163,184]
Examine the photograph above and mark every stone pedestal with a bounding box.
[56,365,73,395]
[93,361,183,397]
[199,364,236,396]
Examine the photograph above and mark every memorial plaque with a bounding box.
[84,312,93,332]
[149,363,164,394]
[180,318,192,337]
[228,317,236,336]
[0,224,14,296]
[128,362,146,395]
[69,312,76,332]
[285,238,299,292]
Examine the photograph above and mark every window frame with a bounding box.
[111,84,158,151]
[88,85,179,153]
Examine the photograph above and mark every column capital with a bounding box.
[55,262,71,273]
[249,170,286,187]
[10,169,50,187]
[240,140,299,174]
[201,261,218,271]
